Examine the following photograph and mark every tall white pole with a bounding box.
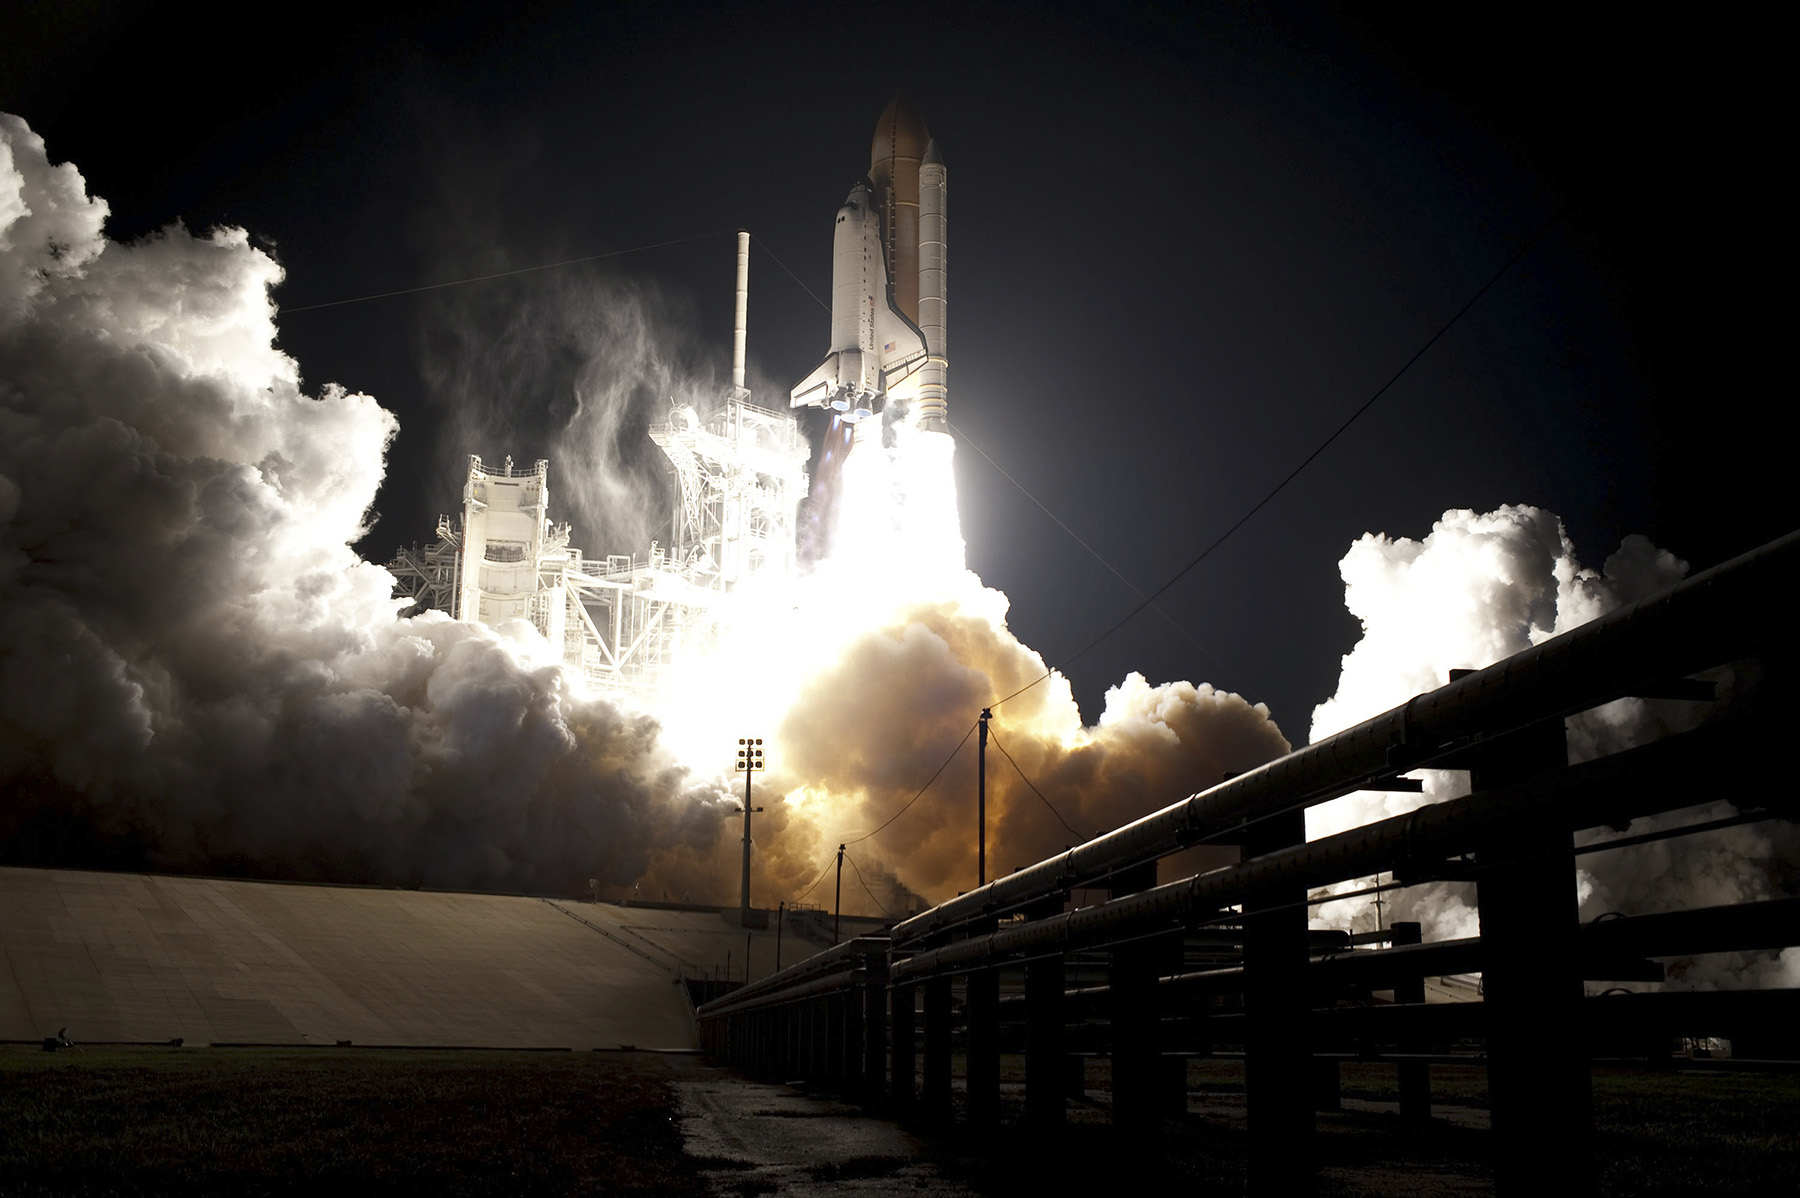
[732,230,750,396]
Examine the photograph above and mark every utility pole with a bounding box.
[834,843,845,945]
[775,901,786,970]
[735,737,764,926]
[977,708,991,887]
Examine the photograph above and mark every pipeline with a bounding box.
[696,936,886,1021]
[890,712,1776,985]
[893,530,1800,947]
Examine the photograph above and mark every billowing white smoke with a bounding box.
[0,114,1294,909]
[1305,506,1797,988]
[0,114,736,890]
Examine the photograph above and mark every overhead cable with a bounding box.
[987,727,1090,842]
[750,234,832,314]
[282,229,739,313]
[841,851,892,917]
[988,205,1569,711]
[950,419,1237,679]
[792,850,838,904]
[843,721,979,845]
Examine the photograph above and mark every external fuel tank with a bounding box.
[792,98,948,431]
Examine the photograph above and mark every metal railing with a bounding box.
[695,529,1800,1195]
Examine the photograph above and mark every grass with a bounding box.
[0,1046,699,1197]
[968,1055,1800,1193]
[9,1045,1798,1195]
[1183,1056,1800,1194]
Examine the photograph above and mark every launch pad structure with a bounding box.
[389,98,952,696]
[387,233,808,696]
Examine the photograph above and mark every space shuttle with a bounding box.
[791,97,948,434]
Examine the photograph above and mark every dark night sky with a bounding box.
[3,2,1782,741]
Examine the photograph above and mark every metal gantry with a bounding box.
[697,529,1800,1195]
[648,397,808,593]
[387,433,806,697]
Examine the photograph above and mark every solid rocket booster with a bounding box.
[791,97,948,432]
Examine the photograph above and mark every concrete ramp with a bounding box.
[0,867,698,1049]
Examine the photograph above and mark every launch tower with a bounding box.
[388,232,808,696]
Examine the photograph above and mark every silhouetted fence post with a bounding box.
[965,918,1001,1126]
[923,975,953,1115]
[1109,862,1163,1136]
[1025,900,1068,1128]
[1474,723,1593,1193]
[1391,921,1430,1120]
[891,979,917,1108]
[863,947,888,1099]
[1242,810,1313,1193]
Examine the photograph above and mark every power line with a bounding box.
[841,850,892,917]
[988,727,1090,842]
[793,849,838,904]
[281,230,738,313]
[750,234,831,314]
[843,721,979,845]
[988,205,1568,711]
[950,418,1237,679]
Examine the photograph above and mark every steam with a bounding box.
[419,273,712,560]
[1304,506,1797,987]
[0,114,1291,911]
[630,410,1290,907]
[0,114,733,891]
[8,113,1783,990]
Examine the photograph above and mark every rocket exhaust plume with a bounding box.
[5,109,1787,987]
[0,111,1291,909]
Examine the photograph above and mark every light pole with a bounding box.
[735,737,764,927]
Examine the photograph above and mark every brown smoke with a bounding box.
[684,595,1295,912]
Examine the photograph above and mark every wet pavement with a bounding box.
[677,1066,979,1197]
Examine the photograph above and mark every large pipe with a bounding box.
[1211,988,1800,1043]
[732,230,749,394]
[697,936,888,1021]
[888,712,1774,984]
[892,530,1800,947]
[1014,896,1800,1006]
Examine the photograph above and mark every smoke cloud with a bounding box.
[761,591,1289,907]
[419,272,714,561]
[11,113,1782,988]
[0,114,1292,912]
[0,114,734,891]
[1304,505,1797,988]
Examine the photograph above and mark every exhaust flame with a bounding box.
[10,115,1783,983]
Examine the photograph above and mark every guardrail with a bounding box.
[695,530,1800,1195]
[696,937,888,1093]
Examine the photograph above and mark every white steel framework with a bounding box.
[388,402,808,698]
[649,397,808,594]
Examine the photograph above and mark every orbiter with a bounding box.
[791,97,948,434]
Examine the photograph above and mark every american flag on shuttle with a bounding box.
[883,340,896,352]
